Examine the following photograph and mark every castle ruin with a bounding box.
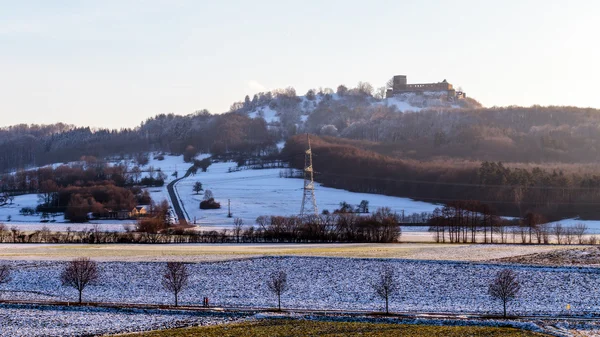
[386,75,466,100]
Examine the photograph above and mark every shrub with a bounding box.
[200,198,221,210]
[19,207,36,216]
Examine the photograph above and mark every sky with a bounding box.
[0,0,599,129]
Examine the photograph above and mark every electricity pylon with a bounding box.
[300,134,318,216]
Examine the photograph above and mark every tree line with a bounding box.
[282,135,600,220]
[0,111,275,173]
[427,201,592,244]
[0,207,402,244]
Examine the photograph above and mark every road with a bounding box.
[166,165,194,226]
[0,298,596,331]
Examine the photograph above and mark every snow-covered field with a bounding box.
[0,194,135,232]
[1,257,599,316]
[175,162,440,230]
[8,154,600,238]
[0,304,236,337]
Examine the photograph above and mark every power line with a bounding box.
[312,171,600,192]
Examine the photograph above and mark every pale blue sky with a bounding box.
[1,0,598,128]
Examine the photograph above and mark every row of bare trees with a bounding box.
[0,260,523,317]
[367,266,520,317]
[0,209,403,244]
[428,204,592,244]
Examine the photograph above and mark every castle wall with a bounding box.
[388,75,457,98]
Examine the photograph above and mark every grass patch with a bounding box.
[120,319,550,336]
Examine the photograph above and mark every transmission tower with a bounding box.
[300,134,318,216]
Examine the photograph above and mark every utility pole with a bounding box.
[300,134,318,216]
[227,199,232,218]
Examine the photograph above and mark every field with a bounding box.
[0,243,584,262]
[2,256,600,316]
[1,244,599,335]
[119,319,551,337]
[0,304,236,337]
[174,162,440,230]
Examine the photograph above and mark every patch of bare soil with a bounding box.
[492,246,600,266]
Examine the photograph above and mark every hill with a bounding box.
[4,80,600,222]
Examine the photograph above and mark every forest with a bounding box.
[0,111,275,173]
[282,135,600,220]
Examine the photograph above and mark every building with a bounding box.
[386,75,466,100]
[130,205,149,218]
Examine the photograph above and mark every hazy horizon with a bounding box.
[1,0,599,129]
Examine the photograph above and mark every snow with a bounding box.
[0,194,43,222]
[174,162,440,230]
[2,257,600,316]
[382,97,422,112]
[0,304,237,337]
[248,107,280,124]
[546,218,600,233]
[0,154,201,232]
[0,195,135,232]
[382,91,462,112]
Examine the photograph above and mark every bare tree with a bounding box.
[574,223,588,244]
[554,223,564,244]
[266,270,289,311]
[488,269,520,318]
[0,264,11,285]
[60,257,100,304]
[372,265,399,314]
[385,77,394,90]
[0,264,10,299]
[375,86,387,100]
[203,190,214,201]
[565,227,575,245]
[233,218,243,243]
[161,261,189,307]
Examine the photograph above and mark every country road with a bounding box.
[0,298,597,326]
[166,165,194,226]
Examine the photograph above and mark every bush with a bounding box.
[194,158,212,172]
[19,207,36,216]
[200,198,221,210]
[140,177,165,187]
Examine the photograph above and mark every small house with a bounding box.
[130,205,149,218]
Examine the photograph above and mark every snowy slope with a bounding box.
[244,91,463,132]
[248,106,280,124]
[382,92,461,111]
[174,162,439,230]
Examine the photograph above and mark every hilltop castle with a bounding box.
[386,75,466,100]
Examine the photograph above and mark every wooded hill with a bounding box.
[4,84,600,220]
[282,135,600,220]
